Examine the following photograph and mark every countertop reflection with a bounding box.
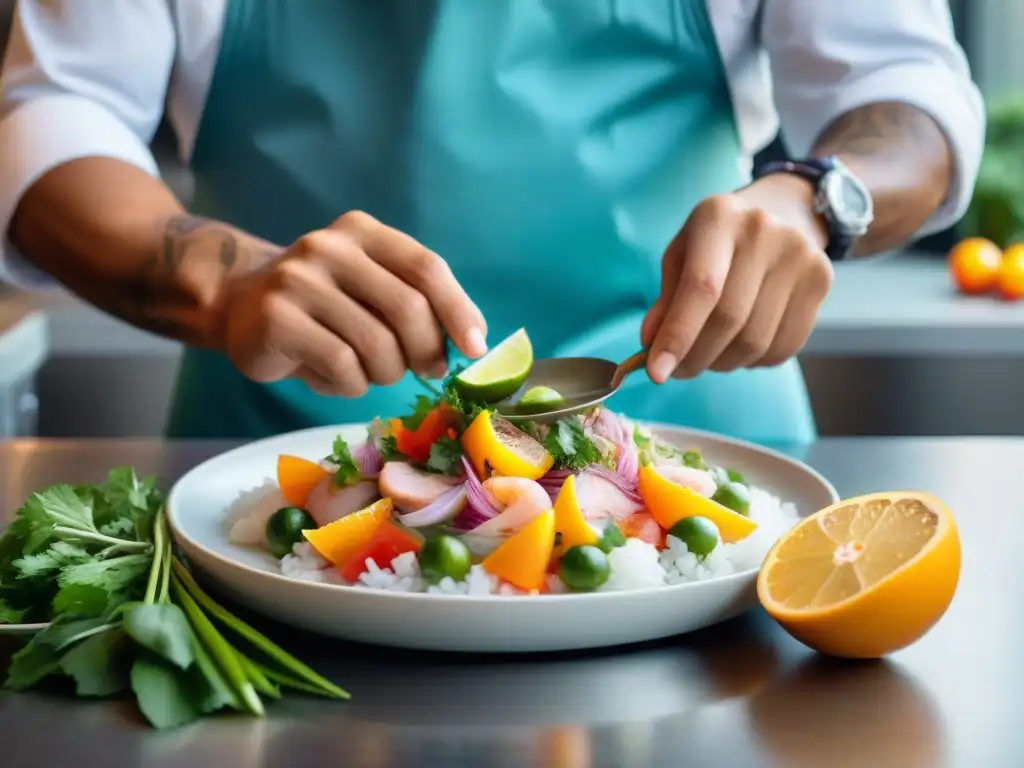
[0,438,1022,767]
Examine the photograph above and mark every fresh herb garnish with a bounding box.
[329,435,362,486]
[378,434,404,463]
[426,435,464,476]
[440,368,486,427]
[0,467,349,729]
[543,419,601,470]
[682,450,708,470]
[401,395,437,431]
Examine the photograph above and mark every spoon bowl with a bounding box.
[494,351,648,423]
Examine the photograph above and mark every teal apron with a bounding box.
[169,0,817,446]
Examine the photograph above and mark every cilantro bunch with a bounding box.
[0,468,347,728]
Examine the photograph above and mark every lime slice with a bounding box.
[453,328,533,403]
[516,386,566,415]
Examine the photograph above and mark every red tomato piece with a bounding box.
[339,521,423,582]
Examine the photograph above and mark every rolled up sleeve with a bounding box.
[0,0,175,286]
[762,0,985,237]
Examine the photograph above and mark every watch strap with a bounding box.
[754,157,855,262]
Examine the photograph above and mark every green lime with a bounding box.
[418,534,472,585]
[558,545,611,592]
[712,481,750,516]
[668,516,720,560]
[266,506,317,559]
[597,523,627,553]
[515,385,566,415]
[453,328,533,403]
[726,468,746,484]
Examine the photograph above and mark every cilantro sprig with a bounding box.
[328,435,362,486]
[0,467,348,728]
[543,419,602,470]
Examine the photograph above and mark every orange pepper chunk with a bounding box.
[277,454,330,507]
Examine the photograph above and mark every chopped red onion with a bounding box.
[398,484,467,527]
[583,464,643,504]
[451,456,500,530]
[593,408,640,485]
[354,438,383,477]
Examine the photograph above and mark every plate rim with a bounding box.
[165,420,839,605]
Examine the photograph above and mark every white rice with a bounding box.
[226,478,800,597]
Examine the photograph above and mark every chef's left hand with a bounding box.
[641,173,836,382]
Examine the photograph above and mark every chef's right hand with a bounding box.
[219,211,489,396]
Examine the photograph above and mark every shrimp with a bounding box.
[467,476,551,536]
[654,465,718,498]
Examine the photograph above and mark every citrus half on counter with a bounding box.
[757,491,961,659]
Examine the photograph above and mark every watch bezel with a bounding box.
[817,164,874,237]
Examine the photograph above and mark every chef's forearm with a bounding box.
[812,101,954,257]
[10,157,278,347]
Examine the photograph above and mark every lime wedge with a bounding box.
[516,386,566,415]
[453,328,533,403]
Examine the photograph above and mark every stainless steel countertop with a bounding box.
[0,438,1018,768]
[5,252,1024,359]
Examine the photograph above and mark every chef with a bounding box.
[0,1,982,443]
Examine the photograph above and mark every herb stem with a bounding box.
[52,526,151,553]
[142,509,165,605]
[414,374,442,397]
[55,621,121,651]
[170,572,264,716]
[237,653,281,700]
[156,519,172,605]
[171,558,349,700]
[253,661,349,700]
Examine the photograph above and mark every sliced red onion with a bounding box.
[398,484,467,527]
[542,468,574,481]
[593,408,640,485]
[354,438,383,477]
[451,455,500,530]
[583,464,643,504]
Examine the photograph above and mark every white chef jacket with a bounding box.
[0,0,985,286]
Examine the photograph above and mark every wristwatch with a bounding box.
[754,156,874,262]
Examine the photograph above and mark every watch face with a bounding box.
[839,176,871,219]
[824,169,874,233]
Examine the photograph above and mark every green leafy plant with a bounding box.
[0,468,348,729]
[961,97,1024,247]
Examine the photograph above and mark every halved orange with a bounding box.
[302,498,394,565]
[757,491,961,659]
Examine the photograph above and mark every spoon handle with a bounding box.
[611,350,648,390]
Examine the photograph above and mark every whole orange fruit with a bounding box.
[997,243,1024,301]
[948,237,1002,294]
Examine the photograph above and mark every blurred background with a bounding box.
[1,0,1022,440]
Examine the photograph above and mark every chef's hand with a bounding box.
[220,211,488,396]
[640,174,835,382]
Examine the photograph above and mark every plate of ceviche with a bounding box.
[168,377,837,653]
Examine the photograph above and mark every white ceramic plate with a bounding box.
[166,423,838,653]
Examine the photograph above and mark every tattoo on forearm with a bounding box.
[812,101,953,255]
[110,214,271,344]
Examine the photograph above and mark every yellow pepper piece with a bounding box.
[302,498,394,565]
[482,508,556,592]
[552,474,598,558]
[638,466,758,543]
[460,410,554,481]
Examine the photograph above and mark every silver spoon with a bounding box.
[494,350,649,424]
